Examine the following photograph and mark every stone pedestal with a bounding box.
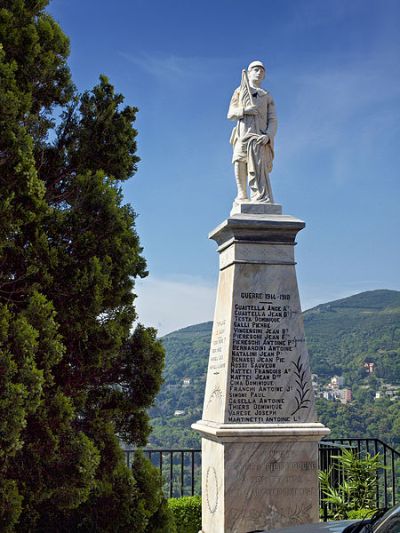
[192,205,329,532]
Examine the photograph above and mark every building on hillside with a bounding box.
[182,377,191,387]
[328,375,345,389]
[339,388,352,404]
[321,387,352,404]
[386,385,400,399]
[375,384,400,401]
[364,361,376,374]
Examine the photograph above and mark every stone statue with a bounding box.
[227,60,277,205]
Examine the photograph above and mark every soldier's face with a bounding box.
[248,66,265,84]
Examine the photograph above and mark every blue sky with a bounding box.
[49,0,400,335]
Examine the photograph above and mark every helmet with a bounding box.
[247,60,265,71]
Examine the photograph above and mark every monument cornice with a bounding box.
[192,421,330,443]
[209,213,305,248]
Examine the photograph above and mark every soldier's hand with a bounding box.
[243,105,258,115]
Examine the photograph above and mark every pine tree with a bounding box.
[0,1,169,530]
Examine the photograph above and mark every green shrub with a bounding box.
[347,509,376,520]
[319,449,384,520]
[146,496,177,533]
[168,496,201,533]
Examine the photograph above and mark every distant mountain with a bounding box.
[304,289,400,378]
[148,290,400,447]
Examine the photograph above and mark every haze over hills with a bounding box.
[148,290,400,448]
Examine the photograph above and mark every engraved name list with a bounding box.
[228,290,307,423]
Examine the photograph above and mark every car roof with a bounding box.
[264,520,357,533]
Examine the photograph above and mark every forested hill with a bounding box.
[304,289,400,378]
[149,289,400,447]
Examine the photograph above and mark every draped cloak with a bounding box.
[227,86,278,202]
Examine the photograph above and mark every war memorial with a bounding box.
[192,61,330,532]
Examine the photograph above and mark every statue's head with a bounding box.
[247,60,266,85]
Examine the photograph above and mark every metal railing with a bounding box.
[125,438,400,506]
[319,438,400,518]
[126,448,202,498]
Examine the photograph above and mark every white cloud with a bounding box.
[119,52,189,80]
[273,55,400,194]
[118,52,236,85]
[278,58,400,158]
[134,275,216,336]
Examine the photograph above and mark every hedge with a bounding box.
[168,496,201,533]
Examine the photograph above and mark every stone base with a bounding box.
[194,211,330,532]
[230,201,283,216]
[193,422,329,533]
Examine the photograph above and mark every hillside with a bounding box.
[305,290,400,379]
[148,289,400,447]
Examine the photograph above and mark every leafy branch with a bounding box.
[290,356,311,416]
[206,386,223,409]
[319,449,385,520]
[280,503,312,523]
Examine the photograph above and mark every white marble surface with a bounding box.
[196,434,326,532]
[192,422,329,442]
[201,438,225,533]
[193,212,329,533]
[201,215,316,426]
[201,267,233,424]
[230,202,282,216]
[219,243,295,280]
[224,440,320,531]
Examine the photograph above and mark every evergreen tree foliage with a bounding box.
[0,1,166,529]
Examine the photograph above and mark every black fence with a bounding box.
[126,447,201,498]
[125,438,400,507]
[319,438,400,518]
